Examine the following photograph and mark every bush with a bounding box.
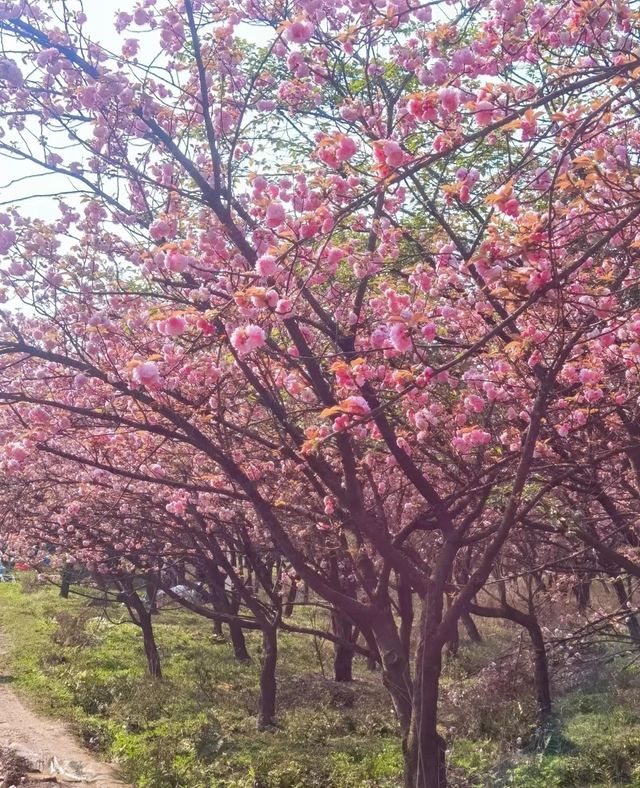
[284,707,356,742]
[60,666,137,715]
[19,573,41,594]
[75,715,118,752]
[449,738,501,786]
[110,677,171,731]
[52,609,99,648]
[445,656,538,745]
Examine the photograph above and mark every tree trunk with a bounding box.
[175,561,186,584]
[359,627,379,671]
[258,625,278,729]
[446,620,459,659]
[227,588,250,662]
[283,579,297,617]
[398,574,414,657]
[573,577,591,613]
[230,620,251,662]
[628,613,640,645]
[206,568,251,661]
[371,608,413,757]
[405,647,446,786]
[144,578,160,614]
[525,616,552,721]
[332,611,354,682]
[444,592,458,659]
[461,610,482,642]
[121,585,162,679]
[59,564,72,599]
[444,588,459,660]
[613,578,640,645]
[406,602,447,788]
[212,618,224,637]
[471,602,551,723]
[139,608,162,679]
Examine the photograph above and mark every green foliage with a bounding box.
[329,741,403,788]
[0,584,400,787]
[449,739,501,786]
[4,583,640,787]
[499,687,640,787]
[111,712,225,788]
[19,572,41,594]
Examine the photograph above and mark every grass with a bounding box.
[493,664,640,787]
[0,581,400,787]
[1,580,640,786]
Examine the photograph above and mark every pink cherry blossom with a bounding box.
[579,368,601,384]
[275,298,293,315]
[389,322,412,351]
[465,394,485,413]
[285,19,313,45]
[342,396,370,416]
[474,100,494,125]
[230,325,266,355]
[265,203,286,228]
[382,139,404,167]
[421,323,437,341]
[122,38,139,58]
[8,444,27,462]
[500,198,520,217]
[337,136,358,160]
[36,48,58,68]
[469,428,491,446]
[370,328,388,349]
[438,87,460,113]
[0,3,21,20]
[133,361,160,387]
[0,228,16,253]
[0,57,23,87]
[159,315,187,337]
[256,254,278,277]
[166,250,190,273]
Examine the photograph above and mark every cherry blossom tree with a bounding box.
[0,0,640,785]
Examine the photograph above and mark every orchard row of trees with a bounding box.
[1,0,640,785]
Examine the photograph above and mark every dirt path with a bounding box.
[0,633,128,787]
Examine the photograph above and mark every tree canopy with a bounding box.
[1,1,640,785]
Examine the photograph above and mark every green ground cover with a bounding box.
[0,581,639,787]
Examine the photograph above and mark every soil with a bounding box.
[0,633,128,787]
